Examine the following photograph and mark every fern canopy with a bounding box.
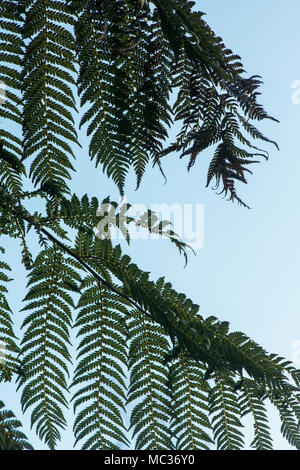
[0,0,298,450]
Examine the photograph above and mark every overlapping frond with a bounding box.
[0,0,299,452]
[0,400,33,450]
[168,351,212,449]
[153,1,278,207]
[127,309,172,450]
[69,0,277,203]
[0,1,24,198]
[18,247,81,449]
[238,379,273,450]
[209,372,244,450]
[0,247,19,382]
[72,275,129,450]
[73,0,172,194]
[266,386,300,449]
[22,0,78,199]
[83,242,290,383]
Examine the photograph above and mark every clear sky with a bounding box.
[1,0,300,450]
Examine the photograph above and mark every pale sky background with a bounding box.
[1,0,300,450]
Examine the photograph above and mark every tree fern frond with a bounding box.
[22,0,78,199]
[0,247,19,382]
[0,400,33,450]
[72,275,129,450]
[0,1,24,197]
[209,371,244,450]
[127,309,172,450]
[266,388,300,449]
[238,379,273,450]
[168,350,212,449]
[18,246,81,449]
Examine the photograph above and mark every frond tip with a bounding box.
[0,400,33,450]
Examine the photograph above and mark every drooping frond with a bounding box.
[73,0,172,194]
[0,400,33,450]
[22,0,78,199]
[209,371,244,450]
[266,386,300,449]
[72,275,129,450]
[153,1,278,206]
[18,246,81,449]
[0,1,24,198]
[68,0,277,203]
[127,309,172,450]
[63,232,299,394]
[0,247,19,382]
[238,378,273,450]
[0,0,299,451]
[168,350,212,449]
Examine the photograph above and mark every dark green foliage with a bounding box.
[0,0,299,451]
[238,379,273,450]
[22,0,78,199]
[0,248,19,382]
[69,0,278,204]
[168,352,212,449]
[73,276,129,450]
[127,310,172,450]
[18,247,81,449]
[209,372,244,450]
[0,400,33,450]
[0,1,24,198]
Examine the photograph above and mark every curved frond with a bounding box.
[72,275,129,450]
[22,0,78,199]
[169,351,212,449]
[0,400,33,450]
[209,372,244,450]
[238,379,273,450]
[127,309,172,450]
[18,246,81,449]
[0,247,19,382]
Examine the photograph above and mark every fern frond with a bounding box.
[0,1,24,197]
[0,247,19,382]
[72,275,129,450]
[168,350,212,449]
[22,0,78,199]
[127,309,172,450]
[238,379,273,449]
[18,246,81,449]
[266,388,300,449]
[209,371,244,450]
[0,400,33,450]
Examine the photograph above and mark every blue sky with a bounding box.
[1,0,300,450]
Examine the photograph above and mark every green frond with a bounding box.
[73,238,291,385]
[168,351,212,449]
[0,2,24,198]
[153,0,278,205]
[266,388,300,449]
[0,0,298,452]
[238,379,273,449]
[22,0,78,199]
[0,247,19,382]
[72,275,129,450]
[209,372,244,450]
[127,309,172,450]
[0,400,33,450]
[18,246,81,449]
